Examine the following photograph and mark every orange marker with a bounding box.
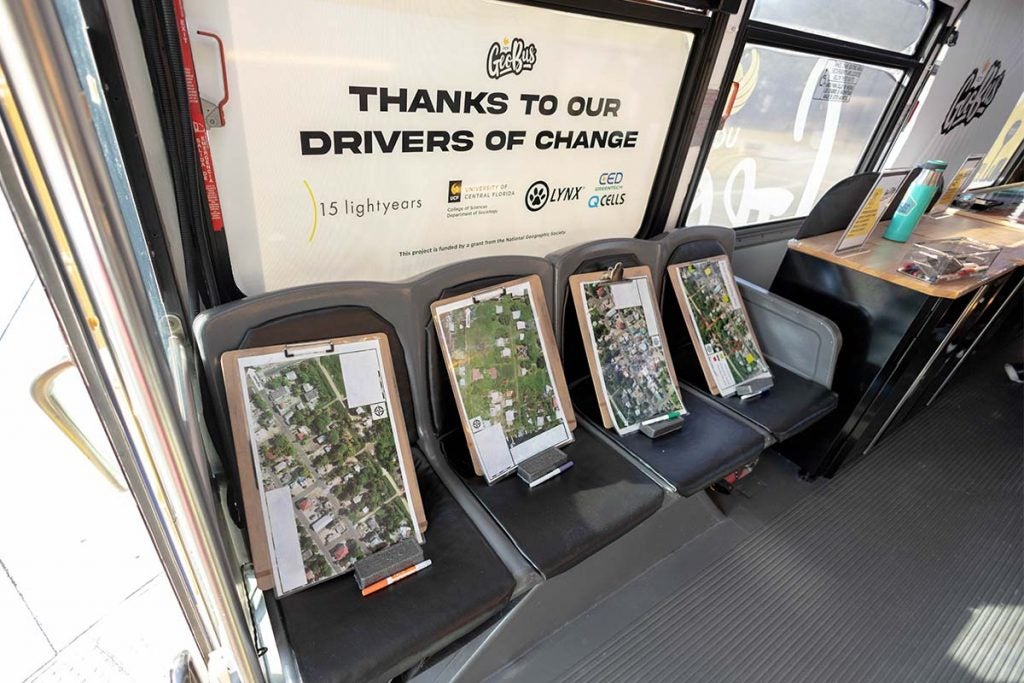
[360,559,432,597]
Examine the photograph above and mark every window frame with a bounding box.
[674,0,953,233]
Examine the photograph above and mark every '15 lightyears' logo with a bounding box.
[942,60,1006,134]
[486,37,537,80]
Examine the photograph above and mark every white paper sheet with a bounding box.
[339,349,385,408]
[474,423,516,479]
[265,487,306,594]
[610,281,642,310]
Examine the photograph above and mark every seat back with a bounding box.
[546,238,662,398]
[795,172,878,240]
[193,282,417,523]
[409,256,554,476]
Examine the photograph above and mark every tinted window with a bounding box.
[751,0,931,55]
[688,46,900,228]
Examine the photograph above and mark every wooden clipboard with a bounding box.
[667,255,770,396]
[222,333,426,592]
[568,265,684,432]
[430,275,576,480]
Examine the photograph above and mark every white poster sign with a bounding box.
[889,0,1024,173]
[930,154,983,215]
[184,0,692,294]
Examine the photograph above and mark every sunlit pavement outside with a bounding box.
[0,205,193,682]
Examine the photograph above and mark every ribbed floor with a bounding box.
[508,349,1024,682]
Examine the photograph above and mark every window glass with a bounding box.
[970,91,1024,189]
[751,0,931,55]
[687,46,900,228]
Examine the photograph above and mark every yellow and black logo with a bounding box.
[448,180,462,203]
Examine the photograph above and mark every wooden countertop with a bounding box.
[788,213,1024,299]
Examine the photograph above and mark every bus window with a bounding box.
[688,46,899,227]
[751,0,932,55]
[684,0,939,230]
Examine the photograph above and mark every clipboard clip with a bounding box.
[601,262,625,283]
[472,287,506,304]
[283,341,335,358]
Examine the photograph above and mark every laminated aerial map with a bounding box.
[668,256,773,397]
[222,334,425,595]
[431,275,576,483]
[569,266,686,434]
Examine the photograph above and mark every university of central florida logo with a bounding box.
[486,36,537,80]
[942,60,1006,134]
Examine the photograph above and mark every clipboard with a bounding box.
[222,333,426,594]
[667,255,771,397]
[431,275,576,483]
[568,265,686,434]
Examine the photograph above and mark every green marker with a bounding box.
[641,410,684,426]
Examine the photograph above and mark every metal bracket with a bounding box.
[196,29,229,128]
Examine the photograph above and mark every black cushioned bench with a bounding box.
[416,257,665,578]
[194,289,517,683]
[657,227,841,444]
[549,237,769,494]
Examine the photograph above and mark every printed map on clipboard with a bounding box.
[570,266,686,434]
[223,334,425,596]
[431,275,575,483]
[669,256,772,397]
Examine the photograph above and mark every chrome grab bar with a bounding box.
[30,358,127,491]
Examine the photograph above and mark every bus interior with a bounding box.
[0,0,1022,681]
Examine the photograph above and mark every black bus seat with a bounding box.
[548,237,768,494]
[414,256,665,578]
[193,288,518,683]
[657,227,841,445]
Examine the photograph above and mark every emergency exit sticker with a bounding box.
[813,60,864,103]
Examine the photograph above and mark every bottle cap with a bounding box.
[923,160,948,170]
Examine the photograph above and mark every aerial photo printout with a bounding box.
[672,257,772,397]
[433,278,572,483]
[236,337,422,595]
[576,273,685,434]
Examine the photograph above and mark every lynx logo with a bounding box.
[448,180,462,203]
[525,181,549,211]
[525,181,582,211]
[942,60,1006,134]
[487,37,537,80]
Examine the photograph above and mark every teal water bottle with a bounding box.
[884,160,947,242]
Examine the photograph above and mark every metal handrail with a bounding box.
[30,359,127,491]
[0,1,263,679]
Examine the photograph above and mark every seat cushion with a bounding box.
[694,362,839,442]
[442,427,664,578]
[274,450,515,683]
[572,380,767,496]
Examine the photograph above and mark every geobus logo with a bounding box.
[487,37,538,80]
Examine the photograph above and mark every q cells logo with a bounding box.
[942,60,1006,134]
[487,37,537,80]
